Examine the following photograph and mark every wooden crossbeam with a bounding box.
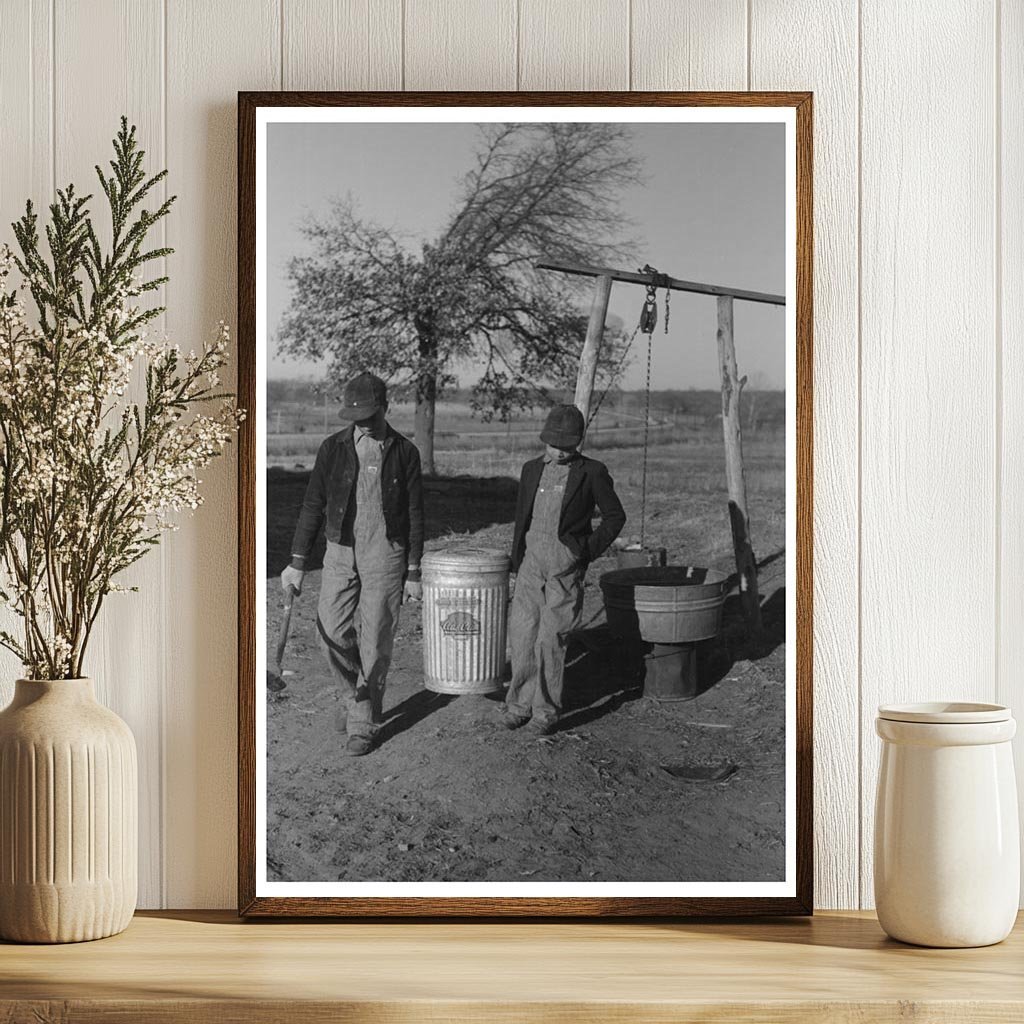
[535,259,786,306]
[536,256,771,636]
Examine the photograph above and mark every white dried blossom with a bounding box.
[0,243,242,679]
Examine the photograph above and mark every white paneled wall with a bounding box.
[858,0,999,909]
[0,0,1018,910]
[751,0,860,913]
[1004,0,1024,899]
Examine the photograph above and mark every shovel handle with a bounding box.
[275,585,297,676]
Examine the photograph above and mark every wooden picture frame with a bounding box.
[238,91,813,917]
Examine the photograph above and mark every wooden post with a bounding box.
[716,295,763,634]
[573,274,613,425]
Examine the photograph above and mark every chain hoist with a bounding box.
[639,281,658,334]
[640,330,653,550]
[585,264,674,551]
[637,264,672,336]
[634,265,671,550]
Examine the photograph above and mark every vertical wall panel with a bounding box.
[519,0,628,90]
[52,0,166,909]
[164,0,280,908]
[0,1,53,698]
[750,0,860,910]
[0,0,48,700]
[0,0,51,228]
[284,0,402,90]
[631,1,746,91]
[404,0,516,90]
[1000,0,1024,902]
[860,0,997,908]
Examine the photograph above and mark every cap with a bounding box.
[338,371,387,421]
[539,403,585,449]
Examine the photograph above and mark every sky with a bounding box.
[266,120,786,391]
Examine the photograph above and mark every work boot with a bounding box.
[529,718,558,736]
[502,711,530,731]
[345,734,374,757]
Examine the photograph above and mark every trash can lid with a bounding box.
[422,546,511,572]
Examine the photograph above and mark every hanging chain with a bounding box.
[640,329,653,550]
[585,321,642,432]
[588,264,667,548]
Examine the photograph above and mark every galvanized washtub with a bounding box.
[421,546,510,695]
[599,566,729,644]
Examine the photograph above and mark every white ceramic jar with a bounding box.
[874,702,1019,947]
[0,678,137,942]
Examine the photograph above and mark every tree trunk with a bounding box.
[414,329,438,476]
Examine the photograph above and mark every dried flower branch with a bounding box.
[0,118,241,679]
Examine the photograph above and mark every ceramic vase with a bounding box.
[0,678,137,942]
[874,702,1019,948]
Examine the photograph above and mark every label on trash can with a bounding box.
[441,611,481,638]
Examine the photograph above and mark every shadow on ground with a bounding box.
[554,627,645,731]
[377,689,457,743]
[267,468,518,577]
[552,580,787,732]
[696,584,787,694]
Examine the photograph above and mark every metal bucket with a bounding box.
[422,546,510,694]
[600,566,728,644]
[643,642,699,702]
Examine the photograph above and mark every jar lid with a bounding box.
[877,702,1011,724]
[422,546,510,572]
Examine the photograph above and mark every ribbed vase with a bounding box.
[0,678,137,943]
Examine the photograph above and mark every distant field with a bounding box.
[265,394,785,471]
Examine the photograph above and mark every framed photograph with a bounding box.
[238,91,812,917]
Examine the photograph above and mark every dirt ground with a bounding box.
[266,438,787,883]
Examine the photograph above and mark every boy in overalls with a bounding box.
[282,372,423,756]
[504,404,626,734]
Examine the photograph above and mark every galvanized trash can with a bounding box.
[422,546,510,694]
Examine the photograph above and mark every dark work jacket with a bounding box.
[289,424,424,570]
[511,454,626,573]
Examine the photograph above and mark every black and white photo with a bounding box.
[239,94,813,916]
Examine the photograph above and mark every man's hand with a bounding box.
[403,579,423,603]
[281,565,305,595]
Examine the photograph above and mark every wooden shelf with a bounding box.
[2,910,1023,1022]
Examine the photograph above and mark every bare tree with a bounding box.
[277,123,643,473]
